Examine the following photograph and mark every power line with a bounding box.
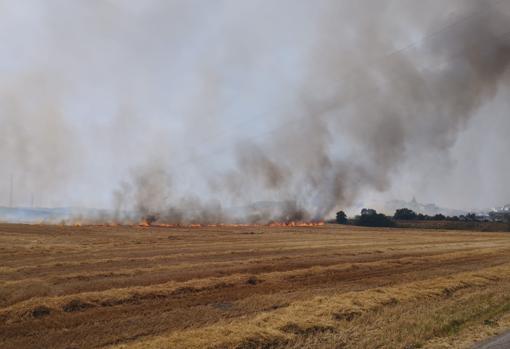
[167,0,507,171]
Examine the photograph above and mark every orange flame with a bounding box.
[136,221,325,228]
[138,219,151,227]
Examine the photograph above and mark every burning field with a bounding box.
[1,223,510,349]
[2,1,510,348]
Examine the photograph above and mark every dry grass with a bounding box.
[0,223,509,348]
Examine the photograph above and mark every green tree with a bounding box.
[358,209,394,227]
[393,208,418,220]
[336,211,348,224]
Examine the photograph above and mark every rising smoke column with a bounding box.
[119,1,510,224]
[1,1,509,224]
[199,0,510,223]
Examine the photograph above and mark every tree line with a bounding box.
[335,208,488,228]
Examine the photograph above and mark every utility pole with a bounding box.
[9,174,13,208]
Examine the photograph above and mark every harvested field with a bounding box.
[1,223,510,349]
[394,220,510,232]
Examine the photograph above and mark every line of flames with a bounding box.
[137,220,325,228]
[27,221,325,228]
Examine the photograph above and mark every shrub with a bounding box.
[465,213,478,221]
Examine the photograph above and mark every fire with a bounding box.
[40,220,325,228]
[137,221,325,228]
[268,221,325,227]
[139,219,151,227]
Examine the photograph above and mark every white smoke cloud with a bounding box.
[0,0,509,222]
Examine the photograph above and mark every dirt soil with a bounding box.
[1,223,510,349]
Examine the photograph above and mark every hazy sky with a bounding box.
[0,0,509,219]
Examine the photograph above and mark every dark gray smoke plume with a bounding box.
[1,1,510,224]
[120,1,510,224]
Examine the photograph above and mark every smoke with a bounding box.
[0,73,82,207]
[1,0,510,223]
